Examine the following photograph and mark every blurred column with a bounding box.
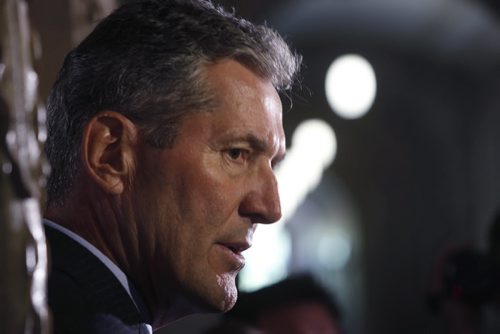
[70,0,117,46]
[1,1,117,333]
[31,0,117,101]
[0,0,50,333]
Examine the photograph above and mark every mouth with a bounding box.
[215,241,251,270]
[219,241,251,255]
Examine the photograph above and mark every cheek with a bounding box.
[181,167,241,226]
[143,154,243,260]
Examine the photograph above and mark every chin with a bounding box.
[201,290,238,313]
[195,275,238,313]
[218,292,238,313]
[177,270,239,315]
[216,274,239,311]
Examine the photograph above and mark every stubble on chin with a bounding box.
[215,273,238,312]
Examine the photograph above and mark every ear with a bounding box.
[81,111,139,195]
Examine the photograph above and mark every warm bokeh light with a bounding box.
[239,119,337,291]
[325,54,377,119]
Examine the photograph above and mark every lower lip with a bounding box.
[215,244,245,270]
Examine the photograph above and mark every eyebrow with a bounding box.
[222,133,286,162]
[243,134,286,163]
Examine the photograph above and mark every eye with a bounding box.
[225,148,249,162]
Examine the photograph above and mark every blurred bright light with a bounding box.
[239,119,337,291]
[277,119,337,223]
[238,225,291,292]
[317,233,352,271]
[325,54,377,119]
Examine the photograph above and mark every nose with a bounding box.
[239,166,282,224]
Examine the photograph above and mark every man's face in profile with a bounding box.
[131,59,285,312]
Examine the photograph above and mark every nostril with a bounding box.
[249,213,273,225]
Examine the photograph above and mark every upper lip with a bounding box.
[218,241,251,254]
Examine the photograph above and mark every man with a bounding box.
[43,0,300,333]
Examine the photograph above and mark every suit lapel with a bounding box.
[44,224,150,326]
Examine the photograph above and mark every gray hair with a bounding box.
[46,0,301,206]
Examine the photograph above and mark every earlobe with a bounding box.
[82,111,139,195]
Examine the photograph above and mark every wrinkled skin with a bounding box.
[128,60,286,324]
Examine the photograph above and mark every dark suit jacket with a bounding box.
[44,224,152,334]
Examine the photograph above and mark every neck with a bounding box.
[44,182,201,328]
[46,191,125,264]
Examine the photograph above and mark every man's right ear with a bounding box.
[81,111,139,195]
